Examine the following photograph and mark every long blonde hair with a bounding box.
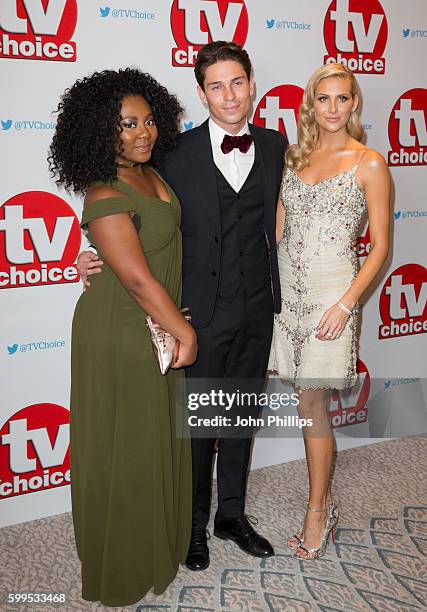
[286,63,364,171]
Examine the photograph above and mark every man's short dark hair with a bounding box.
[194,41,252,90]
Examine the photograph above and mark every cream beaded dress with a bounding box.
[269,158,367,389]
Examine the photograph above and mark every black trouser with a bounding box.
[187,284,274,528]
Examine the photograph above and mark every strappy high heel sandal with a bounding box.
[294,501,339,560]
[287,499,335,550]
[287,526,304,550]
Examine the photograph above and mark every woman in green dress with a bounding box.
[49,68,196,607]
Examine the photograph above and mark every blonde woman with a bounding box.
[269,64,390,559]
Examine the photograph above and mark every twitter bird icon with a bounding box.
[394,211,401,220]
[402,29,410,38]
[266,19,275,29]
[100,7,110,17]
[7,344,18,355]
[1,119,12,130]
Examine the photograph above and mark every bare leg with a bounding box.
[288,388,336,557]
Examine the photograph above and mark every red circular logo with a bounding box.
[0,403,70,500]
[330,359,371,428]
[388,88,427,167]
[379,263,427,340]
[0,191,81,289]
[0,0,77,62]
[323,0,387,74]
[253,84,304,143]
[171,0,249,67]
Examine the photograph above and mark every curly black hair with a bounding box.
[48,68,183,194]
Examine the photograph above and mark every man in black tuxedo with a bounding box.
[77,41,286,571]
[162,42,286,571]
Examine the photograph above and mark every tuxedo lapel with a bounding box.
[249,124,275,230]
[188,120,220,227]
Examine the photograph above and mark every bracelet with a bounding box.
[337,301,352,316]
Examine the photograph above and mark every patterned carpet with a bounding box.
[1,435,426,612]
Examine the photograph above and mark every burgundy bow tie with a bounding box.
[221,133,253,154]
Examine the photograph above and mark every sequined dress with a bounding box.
[269,163,367,389]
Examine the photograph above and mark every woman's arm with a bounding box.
[317,151,391,340]
[339,151,391,310]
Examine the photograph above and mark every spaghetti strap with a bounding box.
[354,149,368,173]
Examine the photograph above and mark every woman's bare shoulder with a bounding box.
[84,183,125,206]
[359,148,388,172]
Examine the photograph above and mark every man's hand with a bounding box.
[76,251,103,289]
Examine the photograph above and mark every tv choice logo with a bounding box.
[0,403,70,499]
[329,359,370,428]
[323,0,388,74]
[171,0,249,67]
[388,89,427,167]
[253,84,304,144]
[0,191,81,289]
[7,339,65,355]
[379,264,427,340]
[0,0,77,62]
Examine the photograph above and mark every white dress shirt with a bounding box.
[208,117,255,192]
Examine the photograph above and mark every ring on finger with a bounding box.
[326,332,333,338]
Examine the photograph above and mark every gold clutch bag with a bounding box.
[146,307,191,375]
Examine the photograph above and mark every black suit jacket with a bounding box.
[162,119,287,328]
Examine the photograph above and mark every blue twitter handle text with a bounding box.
[1,120,56,131]
[7,340,65,355]
[402,28,427,38]
[99,7,155,20]
[266,18,311,31]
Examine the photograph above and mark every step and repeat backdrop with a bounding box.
[1,0,426,527]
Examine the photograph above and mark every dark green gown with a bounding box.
[70,175,191,607]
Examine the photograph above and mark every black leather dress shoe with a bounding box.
[185,526,210,571]
[214,515,275,558]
